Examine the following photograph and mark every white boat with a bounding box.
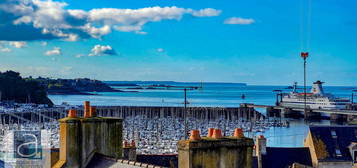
[280,81,350,110]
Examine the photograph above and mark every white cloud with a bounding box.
[75,54,84,58]
[82,24,111,39]
[191,8,221,17]
[224,17,255,25]
[0,1,221,41]
[89,45,116,56]
[45,47,61,56]
[157,48,165,53]
[68,9,87,19]
[135,31,147,35]
[9,41,27,48]
[0,48,11,52]
[114,25,142,32]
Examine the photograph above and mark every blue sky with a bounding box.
[0,0,356,85]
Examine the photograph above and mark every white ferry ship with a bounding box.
[280,81,350,110]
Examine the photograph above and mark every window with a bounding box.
[331,130,337,138]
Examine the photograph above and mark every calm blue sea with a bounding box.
[49,81,355,107]
[48,82,356,147]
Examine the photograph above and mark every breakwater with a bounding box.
[0,106,264,124]
[77,106,264,121]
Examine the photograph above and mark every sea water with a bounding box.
[48,82,356,147]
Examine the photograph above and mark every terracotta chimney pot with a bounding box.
[190,130,201,141]
[207,128,214,137]
[234,128,244,138]
[212,129,223,139]
[84,101,90,118]
[68,109,77,118]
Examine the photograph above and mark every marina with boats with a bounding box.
[0,78,357,156]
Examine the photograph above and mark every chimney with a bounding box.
[178,128,254,168]
[256,135,267,168]
[123,140,137,161]
[56,110,81,168]
[54,106,123,168]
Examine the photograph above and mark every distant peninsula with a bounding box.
[36,78,119,95]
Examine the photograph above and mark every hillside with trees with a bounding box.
[35,77,118,95]
[0,71,53,106]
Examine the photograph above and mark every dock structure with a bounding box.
[94,106,264,121]
[241,103,357,123]
[0,105,264,124]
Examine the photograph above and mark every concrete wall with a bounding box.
[55,117,122,168]
[178,137,254,168]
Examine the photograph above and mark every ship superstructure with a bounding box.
[280,81,350,110]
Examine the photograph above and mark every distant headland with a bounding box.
[36,77,119,95]
[0,71,53,106]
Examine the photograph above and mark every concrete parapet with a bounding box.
[178,129,253,168]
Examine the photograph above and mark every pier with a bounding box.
[0,105,265,124]
[241,103,357,123]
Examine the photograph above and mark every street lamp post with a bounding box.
[301,52,309,120]
[352,90,357,104]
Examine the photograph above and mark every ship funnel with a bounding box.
[311,80,324,95]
